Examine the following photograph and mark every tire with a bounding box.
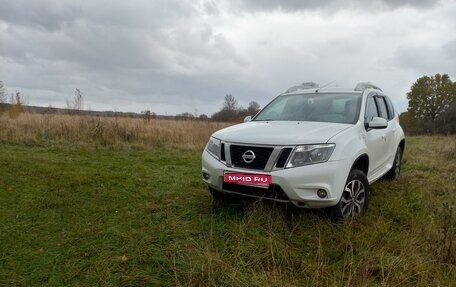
[385,146,402,181]
[329,169,370,220]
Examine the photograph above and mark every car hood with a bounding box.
[212,121,352,145]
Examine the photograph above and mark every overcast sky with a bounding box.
[1,0,455,115]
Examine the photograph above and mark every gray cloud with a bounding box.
[0,0,82,31]
[387,42,456,98]
[232,0,440,12]
[0,0,455,115]
[444,39,456,59]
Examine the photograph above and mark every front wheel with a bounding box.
[329,169,370,220]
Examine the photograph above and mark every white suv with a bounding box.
[202,83,405,219]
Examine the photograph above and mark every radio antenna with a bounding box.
[316,80,336,92]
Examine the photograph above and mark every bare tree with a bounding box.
[73,88,84,111]
[142,110,152,123]
[247,101,261,115]
[8,91,24,117]
[0,81,7,104]
[66,88,84,114]
[222,94,238,112]
[212,94,241,121]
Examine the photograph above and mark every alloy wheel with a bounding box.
[340,179,366,217]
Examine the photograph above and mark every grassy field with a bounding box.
[0,113,229,149]
[0,114,455,286]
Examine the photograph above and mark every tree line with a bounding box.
[172,94,261,122]
[211,94,261,122]
[1,80,260,122]
[401,73,456,134]
[0,81,86,117]
[2,74,455,131]
[0,81,25,118]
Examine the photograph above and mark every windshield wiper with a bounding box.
[254,119,275,121]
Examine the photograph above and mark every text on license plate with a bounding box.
[224,172,272,185]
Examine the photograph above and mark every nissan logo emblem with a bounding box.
[242,150,256,164]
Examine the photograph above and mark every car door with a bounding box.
[364,95,389,177]
[383,96,400,161]
[375,96,396,166]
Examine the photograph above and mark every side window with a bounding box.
[384,96,395,120]
[375,96,388,120]
[365,96,379,122]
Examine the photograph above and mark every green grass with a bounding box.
[0,136,455,286]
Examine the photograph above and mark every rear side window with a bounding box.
[365,97,379,122]
[375,97,389,120]
[384,96,395,120]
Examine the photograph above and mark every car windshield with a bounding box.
[254,93,362,124]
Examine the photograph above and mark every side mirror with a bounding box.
[367,117,388,129]
[244,115,252,122]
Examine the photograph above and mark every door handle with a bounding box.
[382,135,387,141]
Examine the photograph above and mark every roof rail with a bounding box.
[285,82,319,93]
[354,82,382,92]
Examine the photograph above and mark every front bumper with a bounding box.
[202,150,351,208]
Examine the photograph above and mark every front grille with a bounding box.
[276,148,292,168]
[230,145,273,170]
[223,183,289,201]
[220,143,226,161]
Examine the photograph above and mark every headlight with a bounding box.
[286,144,335,168]
[206,137,221,159]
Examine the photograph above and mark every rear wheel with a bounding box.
[329,169,370,220]
[385,146,402,180]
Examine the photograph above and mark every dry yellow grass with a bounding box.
[0,113,231,149]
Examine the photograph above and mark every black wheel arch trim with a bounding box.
[351,153,369,175]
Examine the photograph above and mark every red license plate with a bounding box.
[224,172,272,186]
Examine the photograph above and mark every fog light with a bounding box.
[317,189,327,198]
[202,172,210,180]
